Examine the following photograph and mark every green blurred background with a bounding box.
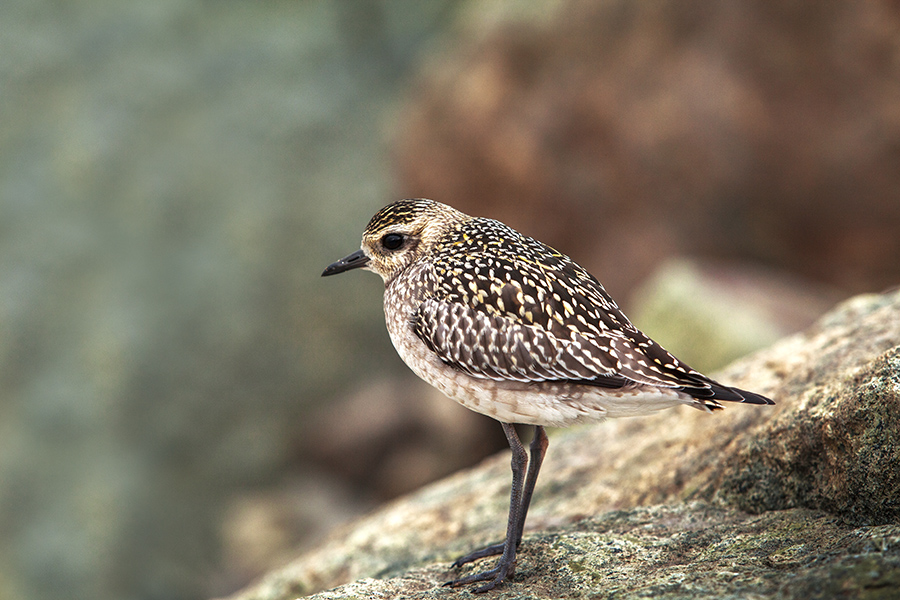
[2,1,898,599]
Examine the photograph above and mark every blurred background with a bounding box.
[1,1,898,599]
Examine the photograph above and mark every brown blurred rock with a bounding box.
[302,377,504,500]
[396,0,900,298]
[216,472,370,592]
[225,289,900,599]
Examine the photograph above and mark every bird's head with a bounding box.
[322,198,468,283]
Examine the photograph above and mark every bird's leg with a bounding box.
[515,425,548,546]
[446,424,547,592]
[449,425,549,567]
[445,422,526,591]
[450,426,549,566]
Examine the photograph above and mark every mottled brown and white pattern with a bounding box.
[322,198,773,592]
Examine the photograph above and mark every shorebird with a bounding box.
[322,198,773,591]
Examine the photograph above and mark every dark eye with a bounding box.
[381,233,404,250]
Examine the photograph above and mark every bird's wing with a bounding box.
[412,296,628,385]
[412,251,733,398]
[409,223,772,405]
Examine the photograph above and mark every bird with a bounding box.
[322,198,773,592]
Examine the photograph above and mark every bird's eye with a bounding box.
[381,233,404,250]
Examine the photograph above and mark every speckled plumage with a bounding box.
[323,198,773,591]
[333,198,770,426]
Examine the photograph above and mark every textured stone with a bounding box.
[228,505,900,600]
[702,293,900,523]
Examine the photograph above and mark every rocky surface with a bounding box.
[226,289,900,599]
[231,505,900,600]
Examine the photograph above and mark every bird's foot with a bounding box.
[450,542,505,568]
[444,558,516,593]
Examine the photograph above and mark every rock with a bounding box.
[223,289,900,599]
[702,292,900,524]
[216,471,373,593]
[302,377,504,500]
[628,257,840,372]
[228,505,900,600]
[396,0,900,298]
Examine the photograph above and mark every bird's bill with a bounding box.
[322,249,370,276]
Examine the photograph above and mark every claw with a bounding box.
[444,560,516,592]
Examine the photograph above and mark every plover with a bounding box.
[322,198,773,591]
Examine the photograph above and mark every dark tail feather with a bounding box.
[708,382,774,405]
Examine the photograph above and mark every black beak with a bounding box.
[322,249,370,276]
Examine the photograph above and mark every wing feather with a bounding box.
[413,297,622,384]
